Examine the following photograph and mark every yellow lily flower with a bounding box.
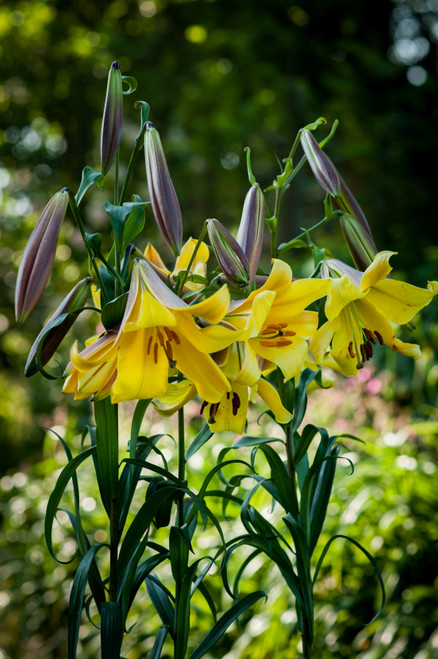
[214,259,331,386]
[111,258,233,404]
[144,237,209,291]
[310,251,438,375]
[180,259,329,431]
[63,330,119,400]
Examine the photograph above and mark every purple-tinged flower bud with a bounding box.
[300,129,341,197]
[340,213,378,271]
[236,184,265,284]
[15,189,69,324]
[206,218,250,287]
[144,122,183,255]
[332,174,378,250]
[24,277,93,377]
[100,61,123,176]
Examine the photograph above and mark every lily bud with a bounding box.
[100,61,123,176]
[332,175,377,243]
[300,129,341,197]
[206,218,250,287]
[236,184,265,284]
[144,122,183,255]
[15,189,69,324]
[24,277,93,377]
[340,213,378,271]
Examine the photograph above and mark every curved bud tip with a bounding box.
[100,62,123,176]
[15,190,69,324]
[300,129,341,198]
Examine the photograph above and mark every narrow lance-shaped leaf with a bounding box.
[144,121,183,255]
[236,183,265,283]
[25,277,93,377]
[100,61,123,176]
[15,188,69,323]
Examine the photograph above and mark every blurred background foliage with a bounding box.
[0,0,437,657]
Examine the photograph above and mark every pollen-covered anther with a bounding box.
[208,402,219,424]
[348,341,355,358]
[374,330,384,345]
[232,392,241,416]
[364,328,376,345]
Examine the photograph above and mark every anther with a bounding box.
[365,341,373,359]
[348,341,355,358]
[260,340,275,347]
[153,342,159,364]
[374,330,384,345]
[232,392,241,416]
[360,344,366,363]
[147,335,153,354]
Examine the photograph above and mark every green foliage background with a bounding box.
[0,0,437,657]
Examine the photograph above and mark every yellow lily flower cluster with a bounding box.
[63,243,437,433]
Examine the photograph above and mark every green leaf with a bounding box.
[94,398,119,516]
[75,166,104,205]
[122,197,146,251]
[45,446,96,562]
[294,424,320,467]
[101,602,123,659]
[149,625,170,659]
[146,575,175,633]
[313,534,386,625]
[187,591,266,659]
[101,292,129,330]
[170,525,190,584]
[185,424,213,461]
[68,543,108,659]
[117,486,180,591]
[105,199,148,253]
[232,435,285,449]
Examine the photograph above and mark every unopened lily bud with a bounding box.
[332,175,378,245]
[300,129,341,197]
[206,218,250,287]
[100,61,123,175]
[15,189,69,324]
[25,277,93,377]
[144,122,183,255]
[340,213,378,271]
[236,184,265,284]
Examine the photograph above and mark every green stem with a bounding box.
[278,211,342,255]
[119,122,148,205]
[67,189,106,297]
[109,497,118,603]
[177,222,208,297]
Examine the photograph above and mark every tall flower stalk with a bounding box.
[14,65,437,659]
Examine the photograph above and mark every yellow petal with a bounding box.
[153,380,197,416]
[205,383,248,433]
[182,284,230,324]
[144,243,169,272]
[236,344,262,386]
[360,251,396,292]
[310,320,336,365]
[251,336,309,381]
[366,278,438,325]
[173,238,209,274]
[268,277,330,320]
[325,275,364,320]
[112,329,169,402]
[257,378,292,425]
[172,337,231,403]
